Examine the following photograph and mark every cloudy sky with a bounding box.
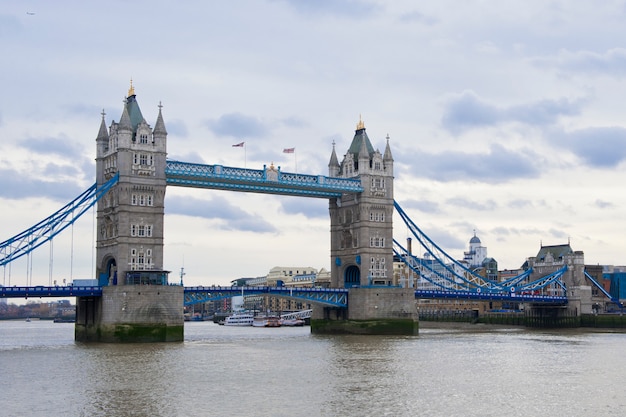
[2,0,626,287]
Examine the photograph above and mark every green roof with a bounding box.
[126,94,144,132]
[347,128,375,157]
[536,244,573,261]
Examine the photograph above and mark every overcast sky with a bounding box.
[2,0,626,287]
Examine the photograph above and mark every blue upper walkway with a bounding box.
[165,160,363,198]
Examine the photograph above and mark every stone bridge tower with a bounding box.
[76,83,183,342]
[328,118,394,288]
[315,119,418,335]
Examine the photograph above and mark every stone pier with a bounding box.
[311,287,419,335]
[75,285,184,342]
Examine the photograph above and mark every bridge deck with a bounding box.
[1,285,568,306]
[415,290,568,305]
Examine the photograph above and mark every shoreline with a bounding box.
[419,320,626,333]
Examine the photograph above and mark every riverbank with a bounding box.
[419,318,626,333]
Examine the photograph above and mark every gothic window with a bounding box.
[140,154,148,165]
[139,195,145,206]
[131,194,137,205]
[147,195,153,206]
[140,133,148,144]
[146,225,153,237]
[371,178,385,189]
[369,211,385,222]
[133,153,139,165]
[138,225,146,237]
[131,225,137,237]
[374,161,381,170]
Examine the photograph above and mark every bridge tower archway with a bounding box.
[344,265,360,288]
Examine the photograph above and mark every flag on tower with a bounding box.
[232,142,245,147]
[283,147,295,153]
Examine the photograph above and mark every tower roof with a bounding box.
[347,117,375,157]
[125,94,145,132]
[535,244,573,261]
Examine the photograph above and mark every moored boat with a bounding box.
[280,318,304,327]
[223,311,254,326]
[253,314,281,327]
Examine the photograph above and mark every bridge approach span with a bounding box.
[184,286,349,308]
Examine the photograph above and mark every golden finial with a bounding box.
[356,114,365,130]
[128,78,135,97]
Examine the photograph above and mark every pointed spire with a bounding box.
[153,101,167,135]
[97,109,109,140]
[328,140,340,176]
[356,114,365,131]
[383,133,393,161]
[128,78,135,97]
[118,99,132,131]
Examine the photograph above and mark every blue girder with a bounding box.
[165,160,363,198]
[1,286,102,298]
[584,271,623,306]
[415,290,568,304]
[184,285,348,308]
[0,174,119,267]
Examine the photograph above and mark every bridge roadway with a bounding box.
[1,285,568,306]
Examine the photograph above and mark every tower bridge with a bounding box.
[1,84,614,341]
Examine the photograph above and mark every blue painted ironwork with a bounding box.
[0,173,119,267]
[584,271,623,306]
[394,200,570,298]
[1,286,102,298]
[165,160,363,198]
[184,285,348,308]
[415,290,568,304]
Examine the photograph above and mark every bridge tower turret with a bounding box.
[77,83,182,342]
[329,118,394,288]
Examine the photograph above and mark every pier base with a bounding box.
[75,285,184,343]
[311,287,419,335]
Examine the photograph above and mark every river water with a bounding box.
[1,320,625,417]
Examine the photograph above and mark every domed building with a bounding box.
[463,232,488,268]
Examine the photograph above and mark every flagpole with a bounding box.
[244,142,247,168]
[294,149,297,174]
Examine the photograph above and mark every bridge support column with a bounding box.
[75,286,184,342]
[311,287,419,335]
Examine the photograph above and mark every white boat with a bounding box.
[223,311,254,326]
